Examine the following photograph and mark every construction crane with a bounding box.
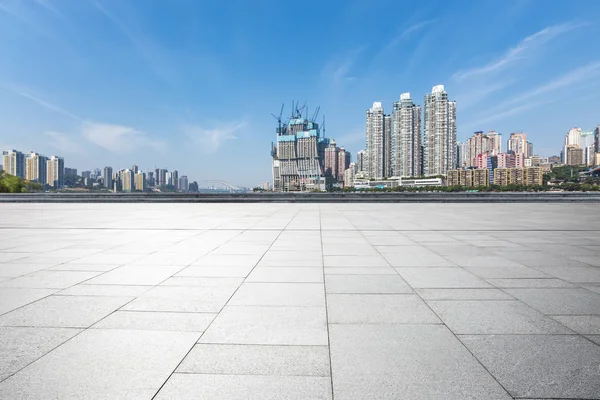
[271,103,285,135]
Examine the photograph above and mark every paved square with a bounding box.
[1,203,600,399]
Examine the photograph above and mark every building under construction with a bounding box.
[271,103,333,191]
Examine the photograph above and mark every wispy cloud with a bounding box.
[82,122,165,154]
[379,19,435,56]
[34,0,64,18]
[464,61,600,129]
[43,131,85,153]
[183,121,245,153]
[93,1,176,84]
[3,83,83,121]
[453,21,586,81]
[322,47,365,87]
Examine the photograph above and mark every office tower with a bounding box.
[81,171,92,179]
[25,152,47,184]
[121,169,134,192]
[356,150,366,172]
[104,167,113,190]
[2,150,25,178]
[507,132,527,155]
[324,140,339,178]
[595,125,599,153]
[131,165,139,174]
[526,141,533,158]
[423,85,456,175]
[487,131,502,155]
[391,93,421,177]
[147,171,154,187]
[337,148,350,182]
[384,114,391,177]
[581,131,595,166]
[366,101,386,179]
[179,175,189,192]
[172,170,179,189]
[64,168,77,179]
[46,156,64,188]
[563,128,582,164]
[154,169,167,186]
[134,171,145,191]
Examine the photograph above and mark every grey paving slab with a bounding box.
[58,284,152,297]
[161,276,244,287]
[440,255,525,268]
[85,265,183,286]
[324,255,389,267]
[324,267,397,275]
[258,250,323,267]
[325,274,413,294]
[176,265,253,277]
[428,300,572,334]
[0,270,102,289]
[177,344,330,376]
[123,285,236,313]
[0,263,52,278]
[534,265,600,283]
[463,265,550,279]
[415,288,514,300]
[329,324,512,400]
[460,334,600,399]
[192,254,262,267]
[0,288,56,315]
[504,288,600,315]
[383,253,457,267]
[92,310,215,332]
[47,263,121,272]
[0,295,132,328]
[154,373,332,400]
[551,315,600,335]
[229,283,325,307]
[588,335,600,345]
[396,267,493,288]
[0,327,81,381]
[486,278,576,288]
[0,329,198,400]
[246,267,324,283]
[200,306,328,345]
[327,294,440,324]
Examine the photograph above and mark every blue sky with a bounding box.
[1,0,599,186]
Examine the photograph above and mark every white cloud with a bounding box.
[322,47,365,87]
[183,121,244,153]
[453,21,586,81]
[43,131,85,154]
[82,121,165,154]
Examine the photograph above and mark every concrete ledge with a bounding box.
[1,192,600,203]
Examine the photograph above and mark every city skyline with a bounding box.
[1,1,600,185]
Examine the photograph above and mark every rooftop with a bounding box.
[0,203,599,399]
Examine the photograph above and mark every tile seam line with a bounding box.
[149,209,299,400]
[364,227,516,399]
[319,205,336,400]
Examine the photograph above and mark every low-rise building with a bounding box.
[472,169,489,187]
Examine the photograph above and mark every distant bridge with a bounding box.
[195,180,243,191]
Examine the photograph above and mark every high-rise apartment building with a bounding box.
[134,171,145,191]
[25,152,47,184]
[465,131,500,168]
[497,152,516,168]
[2,150,25,178]
[131,165,139,174]
[507,132,527,156]
[594,125,599,153]
[324,141,339,178]
[172,170,179,190]
[581,131,595,166]
[337,148,350,183]
[391,93,421,177]
[563,128,581,164]
[104,167,113,190]
[526,141,533,158]
[179,175,189,192]
[566,146,584,166]
[423,85,456,175]
[356,150,366,172]
[46,156,64,188]
[343,163,356,188]
[366,101,386,179]
[384,114,391,177]
[121,169,134,192]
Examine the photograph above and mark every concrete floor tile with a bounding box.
[177,344,330,376]
[154,373,332,400]
[327,294,440,324]
[415,288,514,300]
[0,270,102,289]
[551,315,600,335]
[123,285,235,313]
[0,288,56,315]
[397,268,492,288]
[325,274,413,294]
[486,278,575,288]
[504,288,600,315]
[246,267,323,283]
[460,334,600,399]
[176,266,253,278]
[85,265,183,286]
[200,306,328,345]
[92,310,215,332]
[229,283,325,307]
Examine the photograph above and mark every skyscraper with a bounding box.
[594,125,599,154]
[423,85,456,175]
[366,101,386,179]
[563,128,582,164]
[172,170,179,190]
[121,169,134,192]
[324,140,339,178]
[384,114,391,177]
[2,150,25,178]
[391,93,421,177]
[337,148,350,183]
[46,156,64,188]
[104,167,113,190]
[179,175,189,192]
[134,171,145,191]
[356,150,366,172]
[507,132,528,156]
[25,152,47,184]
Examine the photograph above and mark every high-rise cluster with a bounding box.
[562,127,598,166]
[360,85,457,179]
[2,150,64,188]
